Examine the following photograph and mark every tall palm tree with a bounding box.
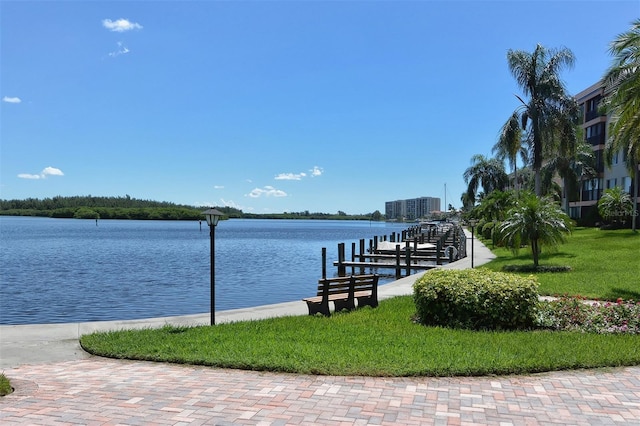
[463,154,508,205]
[506,44,579,196]
[499,192,572,267]
[493,112,529,195]
[601,19,640,231]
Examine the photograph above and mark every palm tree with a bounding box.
[463,154,508,205]
[601,19,640,231]
[499,192,572,267]
[542,140,595,216]
[493,112,529,195]
[506,44,579,196]
[598,186,634,228]
[474,190,516,222]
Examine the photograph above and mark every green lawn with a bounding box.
[80,227,640,377]
[481,227,640,300]
[81,297,640,377]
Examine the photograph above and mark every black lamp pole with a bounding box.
[469,219,478,269]
[202,208,224,325]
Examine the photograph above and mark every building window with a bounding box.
[622,176,632,193]
[569,206,581,219]
[582,178,602,201]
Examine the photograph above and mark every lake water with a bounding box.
[0,216,408,325]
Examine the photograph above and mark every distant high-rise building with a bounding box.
[385,196,441,221]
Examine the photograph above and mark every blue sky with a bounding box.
[1,1,638,214]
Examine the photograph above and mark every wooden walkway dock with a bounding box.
[323,221,467,280]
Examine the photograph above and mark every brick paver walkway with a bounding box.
[1,358,639,425]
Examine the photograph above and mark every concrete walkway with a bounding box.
[2,232,639,425]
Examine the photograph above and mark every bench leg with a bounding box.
[333,298,355,312]
[306,301,331,316]
[357,295,378,308]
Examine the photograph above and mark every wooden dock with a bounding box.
[322,221,467,280]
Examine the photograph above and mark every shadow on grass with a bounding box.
[502,264,571,273]
[602,288,640,302]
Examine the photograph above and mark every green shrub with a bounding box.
[413,268,539,330]
[0,374,12,396]
[481,222,494,239]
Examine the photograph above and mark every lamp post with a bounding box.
[202,208,224,325]
[468,219,478,268]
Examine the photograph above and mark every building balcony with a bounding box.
[581,189,603,202]
[587,134,605,146]
[585,109,602,122]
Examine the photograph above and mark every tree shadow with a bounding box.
[602,288,640,302]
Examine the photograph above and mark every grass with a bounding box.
[481,227,640,301]
[0,374,12,396]
[80,296,640,377]
[79,226,640,377]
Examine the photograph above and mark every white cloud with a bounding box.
[102,18,143,32]
[214,185,224,189]
[275,172,306,181]
[193,201,213,208]
[220,198,243,209]
[310,166,323,177]
[247,186,287,198]
[2,96,21,104]
[17,173,42,180]
[42,167,64,176]
[17,166,64,180]
[108,41,130,57]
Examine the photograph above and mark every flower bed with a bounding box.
[537,296,640,334]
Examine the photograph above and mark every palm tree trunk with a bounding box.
[532,115,543,197]
[534,170,542,197]
[563,177,569,217]
[531,239,539,267]
[634,162,639,232]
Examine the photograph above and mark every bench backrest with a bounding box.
[316,274,378,297]
[316,276,353,297]
[351,274,379,293]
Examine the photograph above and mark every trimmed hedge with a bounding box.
[413,269,540,330]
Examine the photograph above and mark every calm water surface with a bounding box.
[0,217,408,324]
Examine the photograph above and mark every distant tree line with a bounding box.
[0,195,206,220]
[0,195,385,221]
[0,195,196,210]
[239,210,383,221]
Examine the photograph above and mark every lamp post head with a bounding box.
[202,208,224,227]
[468,219,478,227]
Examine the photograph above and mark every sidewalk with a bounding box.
[2,232,639,425]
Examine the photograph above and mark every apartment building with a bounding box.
[568,81,638,226]
[385,196,441,221]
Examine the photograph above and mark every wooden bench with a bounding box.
[302,274,379,316]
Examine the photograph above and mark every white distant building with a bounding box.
[385,196,441,221]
